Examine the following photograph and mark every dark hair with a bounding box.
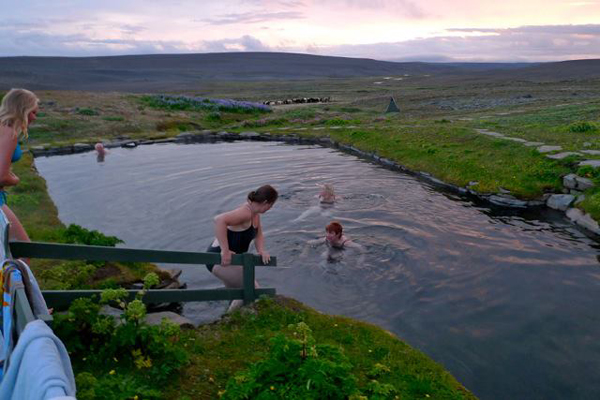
[326,221,343,235]
[248,185,278,204]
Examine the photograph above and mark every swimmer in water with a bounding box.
[318,183,336,204]
[292,183,337,222]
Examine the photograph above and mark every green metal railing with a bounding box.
[8,241,278,309]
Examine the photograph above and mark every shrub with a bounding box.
[60,224,123,247]
[76,107,99,116]
[222,322,361,399]
[143,95,271,114]
[102,116,125,122]
[205,112,222,122]
[569,121,597,133]
[54,278,189,398]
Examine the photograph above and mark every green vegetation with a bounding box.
[77,107,100,116]
[54,277,189,400]
[165,296,475,399]
[10,76,600,398]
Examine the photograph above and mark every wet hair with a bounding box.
[326,221,343,235]
[0,88,39,139]
[248,185,278,204]
[320,184,335,197]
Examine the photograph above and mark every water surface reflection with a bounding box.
[35,142,600,400]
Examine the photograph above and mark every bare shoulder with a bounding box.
[215,204,252,226]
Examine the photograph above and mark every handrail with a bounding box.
[9,241,277,266]
[9,240,279,308]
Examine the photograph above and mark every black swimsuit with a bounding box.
[205,225,257,272]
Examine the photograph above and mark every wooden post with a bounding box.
[242,252,255,305]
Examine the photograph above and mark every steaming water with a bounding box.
[35,141,600,400]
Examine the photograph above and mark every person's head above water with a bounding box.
[319,183,336,204]
[326,221,343,241]
[95,142,106,154]
[0,88,39,138]
[247,184,278,213]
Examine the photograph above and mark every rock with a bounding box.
[578,160,600,168]
[583,142,592,147]
[162,268,182,280]
[523,141,545,147]
[563,174,594,190]
[504,137,528,143]
[566,208,600,235]
[73,143,93,151]
[546,152,582,160]
[144,311,194,329]
[475,129,505,137]
[153,138,176,144]
[99,305,124,325]
[488,195,528,208]
[498,187,511,194]
[580,150,600,155]
[546,194,575,211]
[239,131,260,138]
[575,195,585,205]
[537,145,563,153]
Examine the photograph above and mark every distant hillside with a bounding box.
[0,52,598,92]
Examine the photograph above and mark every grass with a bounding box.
[10,76,600,397]
[164,296,476,400]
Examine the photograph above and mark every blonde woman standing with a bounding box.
[0,89,39,243]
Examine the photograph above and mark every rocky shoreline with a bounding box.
[29,129,600,237]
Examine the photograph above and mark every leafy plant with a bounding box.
[54,275,189,399]
[569,121,597,133]
[60,224,123,247]
[77,107,99,116]
[222,322,362,399]
[102,116,125,122]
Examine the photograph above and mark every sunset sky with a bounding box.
[2,0,600,62]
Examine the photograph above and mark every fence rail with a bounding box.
[8,240,279,308]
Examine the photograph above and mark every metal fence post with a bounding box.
[242,252,255,305]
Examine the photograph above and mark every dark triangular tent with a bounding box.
[385,97,400,113]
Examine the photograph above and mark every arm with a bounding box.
[344,240,364,252]
[213,206,252,266]
[0,127,19,187]
[254,216,270,264]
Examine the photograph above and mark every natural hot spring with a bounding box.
[35,141,600,400]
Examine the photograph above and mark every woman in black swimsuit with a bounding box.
[206,185,278,310]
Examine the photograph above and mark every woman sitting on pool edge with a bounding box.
[205,184,278,311]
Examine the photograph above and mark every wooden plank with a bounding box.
[243,253,256,305]
[42,288,276,309]
[10,241,277,266]
[15,288,36,336]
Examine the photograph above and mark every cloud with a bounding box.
[1,20,598,62]
[317,0,426,18]
[201,11,305,25]
[319,24,600,61]
[199,35,271,52]
[448,24,600,35]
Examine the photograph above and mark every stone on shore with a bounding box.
[546,194,575,211]
[537,145,563,153]
[566,208,600,235]
[546,152,582,160]
[563,174,594,191]
[578,160,600,168]
[144,311,195,329]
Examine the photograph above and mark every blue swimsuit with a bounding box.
[1,144,22,206]
[205,225,257,272]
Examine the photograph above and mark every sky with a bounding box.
[1,0,600,62]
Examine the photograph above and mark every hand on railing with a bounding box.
[258,250,271,264]
[220,248,236,266]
